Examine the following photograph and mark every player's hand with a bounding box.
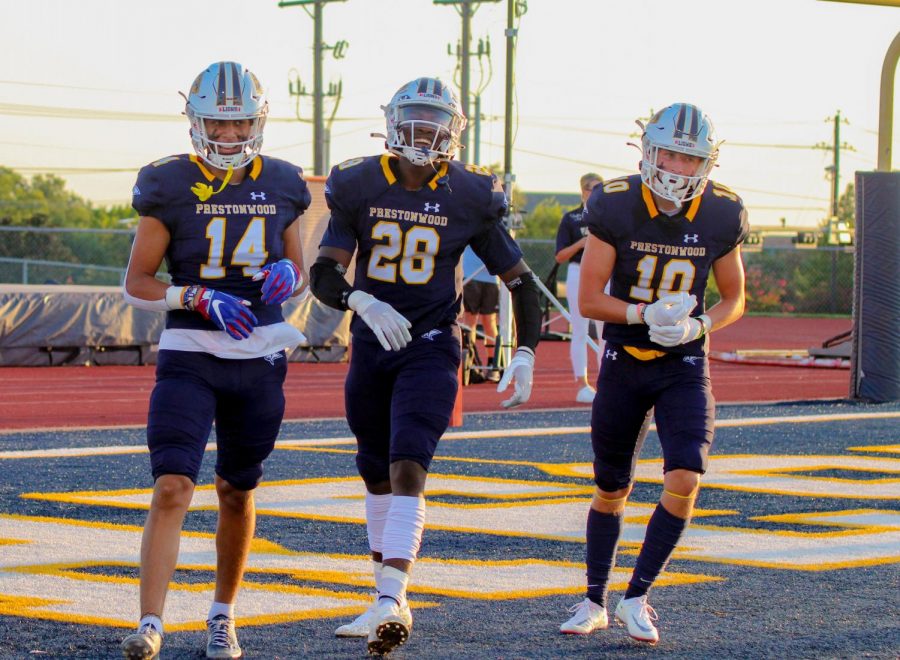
[649,317,703,347]
[497,348,535,409]
[643,293,697,326]
[190,287,258,340]
[252,259,302,305]
[347,290,412,351]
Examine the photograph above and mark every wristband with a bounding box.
[696,314,712,337]
[626,303,646,325]
[164,286,187,310]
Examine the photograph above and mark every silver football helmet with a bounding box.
[184,61,268,170]
[380,77,466,166]
[639,103,719,205]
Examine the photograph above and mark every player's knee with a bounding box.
[151,474,194,510]
[357,452,390,486]
[216,464,263,492]
[593,464,632,494]
[389,459,428,496]
[663,468,701,498]
[592,485,631,513]
[215,475,254,511]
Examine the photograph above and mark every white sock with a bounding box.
[372,560,383,595]
[139,614,163,635]
[381,495,426,562]
[365,492,392,554]
[208,601,235,621]
[379,565,410,606]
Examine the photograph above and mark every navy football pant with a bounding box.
[346,327,461,484]
[147,349,287,491]
[591,345,715,492]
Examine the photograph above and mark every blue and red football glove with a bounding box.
[186,286,258,340]
[252,259,302,305]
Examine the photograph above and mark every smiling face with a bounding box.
[204,119,253,155]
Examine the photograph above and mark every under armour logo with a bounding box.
[683,356,699,365]
[684,233,699,243]
[263,352,284,365]
[421,329,442,341]
[424,202,440,213]
[605,349,617,360]
[251,192,267,201]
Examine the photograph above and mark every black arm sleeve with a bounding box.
[507,270,542,352]
[309,256,353,311]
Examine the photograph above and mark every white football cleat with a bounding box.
[367,598,413,655]
[560,598,608,634]
[335,596,378,637]
[614,595,659,644]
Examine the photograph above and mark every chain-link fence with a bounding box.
[518,239,853,316]
[0,226,133,286]
[0,229,852,316]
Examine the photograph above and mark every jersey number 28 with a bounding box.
[368,221,438,285]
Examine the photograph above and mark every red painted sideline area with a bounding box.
[0,316,850,430]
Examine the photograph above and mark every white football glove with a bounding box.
[347,290,412,351]
[642,292,697,326]
[496,348,535,409]
[649,314,710,347]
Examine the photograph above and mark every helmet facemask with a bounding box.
[639,103,719,207]
[184,62,268,170]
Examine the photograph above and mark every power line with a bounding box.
[0,102,377,123]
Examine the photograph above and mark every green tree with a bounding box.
[518,197,566,239]
[0,167,136,283]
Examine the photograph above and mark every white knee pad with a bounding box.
[381,495,426,562]
[365,492,392,553]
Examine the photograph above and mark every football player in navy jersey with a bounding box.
[555,172,605,404]
[559,103,748,644]
[309,77,542,655]
[120,61,311,660]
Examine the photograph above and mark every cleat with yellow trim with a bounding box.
[121,623,162,660]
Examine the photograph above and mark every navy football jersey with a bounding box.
[132,154,311,331]
[321,154,522,338]
[555,205,589,264]
[585,174,749,356]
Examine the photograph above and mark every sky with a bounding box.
[1,0,897,229]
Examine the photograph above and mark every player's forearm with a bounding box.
[703,293,745,334]
[508,270,541,352]
[309,256,353,311]
[122,271,181,312]
[579,291,629,324]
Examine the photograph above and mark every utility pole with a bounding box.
[448,36,492,164]
[279,0,348,175]
[434,0,501,164]
[815,111,853,242]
